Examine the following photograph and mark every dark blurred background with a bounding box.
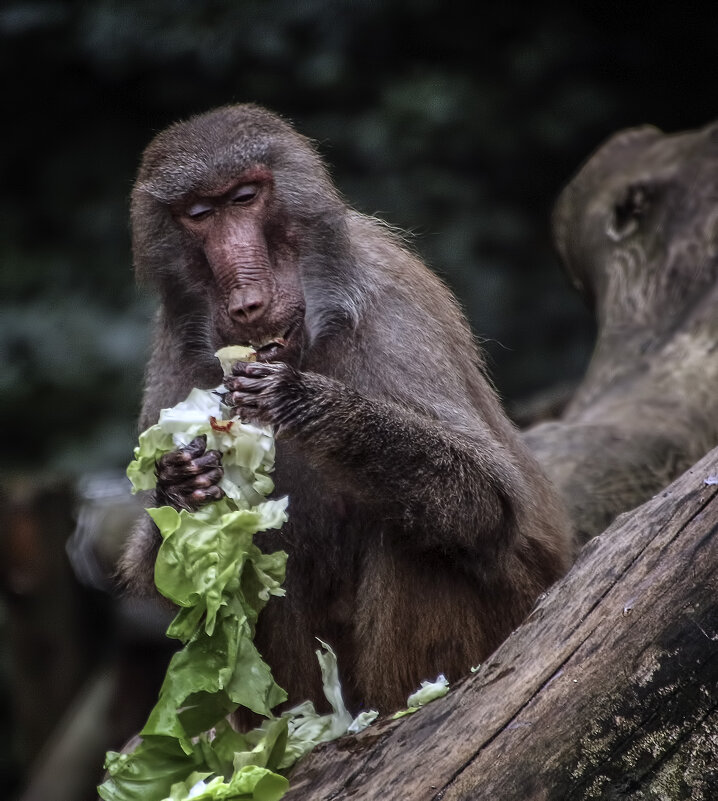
[1,1,717,798]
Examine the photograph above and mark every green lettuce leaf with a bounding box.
[102,353,378,801]
[392,674,450,719]
[161,764,288,801]
[276,640,377,770]
[101,372,292,801]
[149,499,287,638]
[126,425,175,491]
[99,738,204,801]
[126,385,276,505]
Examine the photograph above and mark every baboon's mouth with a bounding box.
[246,322,300,362]
[253,336,287,358]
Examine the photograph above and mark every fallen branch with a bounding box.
[284,445,718,800]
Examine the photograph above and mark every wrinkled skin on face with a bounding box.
[131,104,350,386]
[170,166,307,366]
[142,160,310,509]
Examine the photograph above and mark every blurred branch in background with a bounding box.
[2,475,175,801]
[0,477,107,798]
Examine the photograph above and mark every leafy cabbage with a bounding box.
[391,674,449,719]
[98,348,377,801]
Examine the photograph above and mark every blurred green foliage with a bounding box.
[2,0,717,475]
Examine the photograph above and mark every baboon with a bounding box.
[525,121,718,544]
[121,104,573,714]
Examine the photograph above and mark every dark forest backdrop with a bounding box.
[4,0,718,478]
[2,1,718,798]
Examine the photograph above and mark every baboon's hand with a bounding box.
[155,434,224,510]
[224,361,307,437]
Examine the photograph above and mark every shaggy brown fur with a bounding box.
[120,104,573,714]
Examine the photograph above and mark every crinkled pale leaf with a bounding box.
[220,473,261,508]
[347,709,379,734]
[127,425,175,491]
[221,427,276,473]
[126,384,277,507]
[277,701,332,770]
[392,673,450,719]
[158,387,224,434]
[276,640,362,770]
[315,639,352,730]
[407,673,449,706]
[215,345,257,376]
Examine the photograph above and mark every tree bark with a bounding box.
[284,444,718,800]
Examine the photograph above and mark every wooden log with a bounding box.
[284,444,718,800]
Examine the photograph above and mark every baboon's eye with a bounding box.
[230,183,259,204]
[186,201,214,220]
[608,183,650,241]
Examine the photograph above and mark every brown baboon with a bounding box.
[525,122,718,545]
[121,104,573,714]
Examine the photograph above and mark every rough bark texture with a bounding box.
[283,444,718,800]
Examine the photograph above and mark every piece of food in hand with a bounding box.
[215,345,257,376]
